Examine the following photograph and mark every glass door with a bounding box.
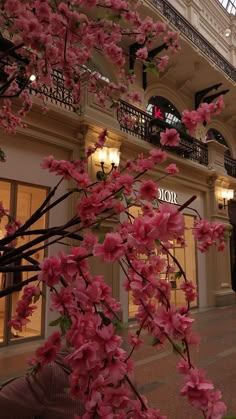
[0,180,47,345]
[128,210,198,319]
[0,180,11,345]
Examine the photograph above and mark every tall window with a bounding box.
[147,96,182,129]
[0,180,48,345]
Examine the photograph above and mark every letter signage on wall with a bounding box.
[158,188,178,204]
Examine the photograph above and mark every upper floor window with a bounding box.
[218,0,236,14]
[147,96,182,129]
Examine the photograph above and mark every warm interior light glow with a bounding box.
[224,28,231,37]
[97,147,108,163]
[108,148,120,167]
[221,189,234,200]
[226,189,234,200]
[29,74,36,82]
[221,189,228,200]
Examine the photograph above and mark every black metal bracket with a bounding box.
[129,42,168,90]
[195,83,229,109]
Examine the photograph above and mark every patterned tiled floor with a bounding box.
[0,306,236,418]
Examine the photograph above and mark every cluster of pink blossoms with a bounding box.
[193,219,227,252]
[0,0,180,132]
[182,96,225,136]
[5,128,228,418]
[178,360,227,418]
[8,285,40,331]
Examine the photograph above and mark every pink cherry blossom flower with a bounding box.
[212,95,225,115]
[127,92,142,103]
[206,390,227,419]
[165,163,179,175]
[157,55,169,72]
[155,305,194,340]
[136,47,148,60]
[217,241,225,251]
[38,256,62,287]
[180,367,214,410]
[160,128,180,147]
[148,203,184,241]
[182,110,200,136]
[129,332,144,350]
[35,339,59,366]
[93,232,124,262]
[138,180,158,201]
[149,149,167,164]
[154,21,166,35]
[197,102,213,124]
[180,281,197,303]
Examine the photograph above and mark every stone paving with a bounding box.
[0,305,236,418]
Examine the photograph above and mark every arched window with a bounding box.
[206,128,231,155]
[147,96,182,129]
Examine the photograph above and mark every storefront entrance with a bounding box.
[0,179,47,346]
[128,211,198,319]
[228,200,236,292]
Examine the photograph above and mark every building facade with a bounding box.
[0,0,236,347]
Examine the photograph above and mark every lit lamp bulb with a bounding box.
[108,148,120,168]
[219,189,234,209]
[97,147,108,164]
[224,28,231,38]
[226,189,234,200]
[29,74,36,82]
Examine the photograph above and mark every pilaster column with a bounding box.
[207,140,228,175]
[205,165,235,306]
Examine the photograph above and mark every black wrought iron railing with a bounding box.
[224,154,236,178]
[30,70,75,111]
[117,100,209,166]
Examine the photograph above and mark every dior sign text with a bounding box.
[158,188,178,204]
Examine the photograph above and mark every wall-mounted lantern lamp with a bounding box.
[218,189,234,209]
[96,147,120,180]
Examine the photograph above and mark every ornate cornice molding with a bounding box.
[149,0,236,82]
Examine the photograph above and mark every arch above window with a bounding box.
[146,96,182,129]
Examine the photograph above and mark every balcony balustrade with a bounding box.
[30,70,76,112]
[117,100,236,178]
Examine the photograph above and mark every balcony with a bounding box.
[30,70,76,112]
[117,100,236,178]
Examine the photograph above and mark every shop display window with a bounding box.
[0,180,47,345]
[128,207,198,319]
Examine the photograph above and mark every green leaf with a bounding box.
[106,13,122,22]
[49,317,61,327]
[173,342,184,355]
[112,318,128,331]
[126,197,133,205]
[98,233,106,244]
[143,62,159,76]
[33,294,41,304]
[114,190,123,200]
[175,271,183,280]
[60,316,72,335]
[155,239,161,247]
[152,337,161,346]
